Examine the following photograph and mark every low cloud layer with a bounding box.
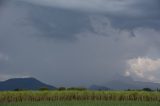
[125,57,160,82]
[0,74,29,81]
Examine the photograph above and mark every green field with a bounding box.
[0,91,160,106]
[1,91,160,102]
[1,101,160,106]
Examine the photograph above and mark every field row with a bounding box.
[1,101,160,106]
[0,91,160,103]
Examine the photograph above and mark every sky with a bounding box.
[0,0,160,87]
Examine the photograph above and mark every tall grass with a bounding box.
[1,101,160,106]
[0,91,160,103]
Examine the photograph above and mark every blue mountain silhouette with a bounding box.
[0,77,56,91]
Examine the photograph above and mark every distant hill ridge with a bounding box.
[1,76,160,91]
[90,76,160,90]
[0,77,56,91]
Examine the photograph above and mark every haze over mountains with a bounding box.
[90,76,160,90]
[0,77,160,91]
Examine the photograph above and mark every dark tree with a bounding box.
[39,87,49,91]
[142,88,152,91]
[58,87,66,91]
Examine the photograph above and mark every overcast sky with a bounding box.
[0,0,160,87]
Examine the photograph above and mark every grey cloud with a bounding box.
[0,0,160,86]
[110,18,160,30]
[3,0,157,42]
[29,5,91,41]
[24,0,160,39]
[0,0,5,5]
[131,0,160,17]
[24,0,160,18]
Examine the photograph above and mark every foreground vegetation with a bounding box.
[0,91,160,103]
[1,101,160,106]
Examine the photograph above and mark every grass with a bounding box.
[0,101,160,106]
[1,91,160,103]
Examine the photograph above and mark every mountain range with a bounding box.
[0,76,160,91]
[90,76,160,90]
[0,77,56,91]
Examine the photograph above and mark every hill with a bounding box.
[0,77,56,91]
[105,76,160,90]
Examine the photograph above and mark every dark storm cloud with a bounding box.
[0,0,6,11]
[29,5,91,41]
[23,0,160,39]
[131,0,160,17]
[0,0,4,5]
[110,17,160,30]
[0,0,160,86]
[24,0,160,18]
[109,0,160,29]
